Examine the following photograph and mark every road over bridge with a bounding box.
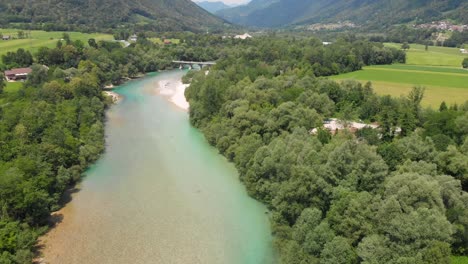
[172,60,216,69]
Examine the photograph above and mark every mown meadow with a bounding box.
[332,43,468,107]
[384,43,467,67]
[0,28,113,57]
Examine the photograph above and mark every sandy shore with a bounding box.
[157,79,190,111]
[104,91,122,103]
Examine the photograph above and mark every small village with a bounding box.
[414,20,468,32]
[304,21,357,31]
[221,33,253,39]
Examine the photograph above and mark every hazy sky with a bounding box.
[193,0,250,5]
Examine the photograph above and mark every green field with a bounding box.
[452,256,468,264]
[334,65,467,88]
[385,43,467,67]
[331,65,468,107]
[332,43,468,107]
[0,28,113,57]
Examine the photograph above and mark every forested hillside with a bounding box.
[184,36,468,263]
[218,0,468,28]
[0,0,228,32]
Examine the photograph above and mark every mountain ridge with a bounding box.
[217,0,468,29]
[0,0,228,32]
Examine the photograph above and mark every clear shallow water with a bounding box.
[40,70,275,264]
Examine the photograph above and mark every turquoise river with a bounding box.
[39,70,276,264]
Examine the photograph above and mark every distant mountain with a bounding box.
[195,1,231,13]
[217,0,468,29]
[0,0,229,32]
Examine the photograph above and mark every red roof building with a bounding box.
[4,67,32,81]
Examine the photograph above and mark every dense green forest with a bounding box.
[184,36,468,263]
[0,0,227,32]
[0,53,107,263]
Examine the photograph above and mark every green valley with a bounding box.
[0,1,467,264]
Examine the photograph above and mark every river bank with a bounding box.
[104,91,122,103]
[36,70,275,264]
[155,73,190,111]
[104,70,190,108]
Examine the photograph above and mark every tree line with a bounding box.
[184,36,468,263]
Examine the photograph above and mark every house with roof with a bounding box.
[2,35,11,40]
[4,67,33,81]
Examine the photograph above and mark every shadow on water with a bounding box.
[56,187,81,210]
[48,214,64,228]
[32,186,81,262]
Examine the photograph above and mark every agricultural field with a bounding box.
[0,28,113,57]
[332,43,468,107]
[384,43,467,67]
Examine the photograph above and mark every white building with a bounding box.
[234,33,252,40]
[310,118,379,135]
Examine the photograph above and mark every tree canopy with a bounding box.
[184,35,468,263]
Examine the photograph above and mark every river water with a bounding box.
[40,70,275,264]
